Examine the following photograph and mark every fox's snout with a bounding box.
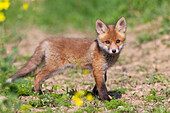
[108,43,124,54]
[110,48,119,54]
[112,49,116,53]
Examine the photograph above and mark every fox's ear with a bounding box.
[96,19,108,35]
[115,17,126,33]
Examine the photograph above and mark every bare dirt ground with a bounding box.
[5,20,170,112]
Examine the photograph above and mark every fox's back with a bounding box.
[44,38,94,56]
[41,38,95,69]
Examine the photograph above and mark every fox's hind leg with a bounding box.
[34,58,64,93]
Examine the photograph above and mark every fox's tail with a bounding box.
[6,43,45,83]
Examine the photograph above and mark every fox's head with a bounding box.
[96,17,126,54]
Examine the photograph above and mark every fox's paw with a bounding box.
[103,95,111,101]
[100,94,111,101]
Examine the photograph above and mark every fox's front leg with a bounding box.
[93,69,110,101]
[93,72,107,95]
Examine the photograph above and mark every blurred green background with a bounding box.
[0,0,169,33]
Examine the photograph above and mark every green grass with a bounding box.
[148,74,165,84]
[147,105,169,113]
[143,89,166,102]
[104,99,135,112]
[136,33,154,45]
[136,66,148,72]
[135,16,170,45]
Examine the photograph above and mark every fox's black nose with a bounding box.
[112,50,116,53]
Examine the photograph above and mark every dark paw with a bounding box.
[100,95,111,101]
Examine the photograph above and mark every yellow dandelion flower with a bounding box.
[0,1,10,10]
[0,2,3,10]
[32,0,35,1]
[0,12,5,22]
[2,1,10,10]
[75,98,83,107]
[86,93,93,101]
[72,96,83,107]
[74,89,86,97]
[72,95,78,101]
[22,3,29,10]
[83,69,90,75]
[72,90,85,107]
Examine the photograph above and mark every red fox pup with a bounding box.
[7,17,126,101]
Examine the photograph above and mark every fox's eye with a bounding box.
[116,40,120,43]
[105,40,110,44]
